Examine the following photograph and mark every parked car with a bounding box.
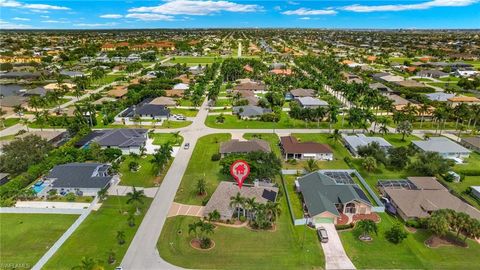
[184,142,190,149]
[176,114,186,120]
[317,227,328,243]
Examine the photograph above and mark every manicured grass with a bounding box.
[381,133,420,147]
[206,113,356,129]
[427,82,463,92]
[389,120,460,130]
[158,195,324,270]
[438,76,460,82]
[159,120,192,129]
[283,175,304,219]
[178,99,193,106]
[340,213,480,269]
[91,74,124,87]
[149,132,183,146]
[169,56,223,64]
[0,118,21,130]
[119,155,167,187]
[170,108,198,117]
[443,152,480,208]
[44,196,152,270]
[243,133,281,157]
[174,134,231,205]
[214,99,231,107]
[0,213,78,268]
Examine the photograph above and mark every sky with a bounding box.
[0,0,479,29]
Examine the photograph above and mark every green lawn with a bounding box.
[283,175,304,219]
[381,133,420,147]
[340,213,480,269]
[177,99,193,106]
[389,120,460,130]
[158,195,324,270]
[214,99,231,107]
[159,120,192,129]
[0,214,78,268]
[170,108,198,117]
[169,56,223,65]
[119,155,168,187]
[91,74,124,87]
[174,133,231,205]
[44,196,152,270]
[427,82,463,92]
[206,113,356,129]
[149,132,183,146]
[243,133,281,157]
[443,152,480,209]
[0,118,21,130]
[438,76,460,82]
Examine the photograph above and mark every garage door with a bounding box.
[314,217,334,224]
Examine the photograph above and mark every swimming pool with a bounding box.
[32,181,47,194]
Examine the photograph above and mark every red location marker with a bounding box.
[230,160,250,189]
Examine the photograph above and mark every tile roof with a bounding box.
[280,136,332,154]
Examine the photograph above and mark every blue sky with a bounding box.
[1,0,479,29]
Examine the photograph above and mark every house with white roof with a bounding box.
[412,137,471,161]
[342,134,393,156]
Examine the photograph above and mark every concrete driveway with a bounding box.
[319,223,356,270]
[167,202,204,217]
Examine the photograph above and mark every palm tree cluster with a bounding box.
[150,142,173,176]
[188,219,215,249]
[229,192,281,230]
[427,209,480,242]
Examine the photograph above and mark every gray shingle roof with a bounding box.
[47,163,112,189]
[413,137,470,154]
[77,129,147,148]
[298,171,371,217]
[295,97,328,107]
[233,105,272,117]
[342,134,392,151]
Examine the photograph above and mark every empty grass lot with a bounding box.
[149,132,183,146]
[44,196,152,270]
[243,133,281,157]
[169,108,198,117]
[169,56,223,65]
[0,214,78,269]
[158,195,324,270]
[174,133,231,205]
[340,213,480,269]
[0,118,21,130]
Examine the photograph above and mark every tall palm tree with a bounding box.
[126,187,146,214]
[229,192,245,219]
[356,219,378,239]
[328,129,342,144]
[304,158,319,173]
[116,230,126,245]
[265,201,281,222]
[244,197,257,221]
[419,103,430,129]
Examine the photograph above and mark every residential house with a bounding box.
[369,82,392,93]
[394,80,426,88]
[461,136,480,152]
[378,177,480,220]
[342,134,392,156]
[412,137,471,160]
[425,92,455,102]
[455,70,478,77]
[472,186,480,200]
[294,97,328,109]
[219,139,271,157]
[172,83,189,91]
[203,181,278,221]
[233,105,272,119]
[417,70,448,78]
[280,136,333,160]
[38,163,114,197]
[298,170,373,224]
[149,96,177,107]
[0,173,10,186]
[234,81,266,93]
[18,131,67,147]
[107,86,128,99]
[119,98,170,120]
[75,129,148,155]
[290,88,315,98]
[447,96,480,107]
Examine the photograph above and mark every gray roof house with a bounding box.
[417,70,448,78]
[203,181,278,220]
[412,137,471,160]
[43,163,113,196]
[295,97,328,109]
[120,98,170,119]
[425,92,455,102]
[233,105,272,119]
[342,134,392,156]
[298,170,373,224]
[219,139,271,157]
[461,136,480,152]
[76,129,148,154]
[290,88,315,98]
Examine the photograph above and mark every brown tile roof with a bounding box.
[164,90,184,97]
[407,176,446,190]
[290,88,315,97]
[234,82,266,91]
[149,96,176,106]
[219,139,271,154]
[448,96,480,102]
[107,86,128,98]
[280,136,332,154]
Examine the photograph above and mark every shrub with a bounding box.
[344,156,352,166]
[335,224,354,230]
[385,223,408,244]
[201,197,210,206]
[405,219,420,228]
[239,216,247,222]
[65,192,76,202]
[200,237,212,249]
[211,153,221,161]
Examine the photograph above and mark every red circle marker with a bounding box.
[230,160,250,189]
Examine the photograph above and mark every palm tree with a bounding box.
[328,129,342,144]
[171,131,181,145]
[28,95,42,112]
[265,201,281,222]
[126,187,146,214]
[97,187,108,201]
[229,192,245,219]
[0,109,6,128]
[72,257,102,270]
[196,178,207,196]
[116,231,126,245]
[207,210,221,222]
[419,103,430,128]
[216,113,225,123]
[244,197,257,221]
[356,219,378,239]
[362,156,377,172]
[188,222,199,239]
[304,158,319,173]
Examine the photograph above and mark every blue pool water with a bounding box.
[32,182,47,193]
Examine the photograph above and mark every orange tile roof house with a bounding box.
[107,86,128,99]
[447,96,480,107]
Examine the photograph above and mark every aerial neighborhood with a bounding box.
[1,26,480,270]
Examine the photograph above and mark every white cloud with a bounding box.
[343,0,478,12]
[74,22,117,27]
[0,0,69,10]
[0,19,31,29]
[282,8,337,15]
[125,13,175,21]
[288,1,300,5]
[40,15,49,18]
[12,17,30,21]
[100,14,123,19]
[299,17,311,20]
[129,0,261,15]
